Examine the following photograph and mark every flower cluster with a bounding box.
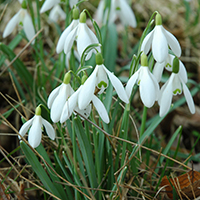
[3,1,194,149]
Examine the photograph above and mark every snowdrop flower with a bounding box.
[19,106,55,148]
[60,85,109,124]
[63,11,101,60]
[141,13,181,63]
[56,8,79,53]
[78,53,129,110]
[3,1,35,44]
[47,72,74,123]
[158,57,195,117]
[95,0,137,28]
[40,0,78,13]
[49,5,66,22]
[126,53,159,108]
[153,54,187,83]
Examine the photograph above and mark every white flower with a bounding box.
[125,54,159,108]
[95,0,137,28]
[60,86,109,124]
[3,8,35,44]
[63,11,101,60]
[49,5,66,22]
[153,54,187,83]
[141,13,181,63]
[78,53,129,110]
[40,0,78,13]
[158,57,195,117]
[19,106,55,148]
[56,18,79,53]
[47,82,74,123]
[158,73,195,117]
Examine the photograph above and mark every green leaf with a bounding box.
[20,141,62,199]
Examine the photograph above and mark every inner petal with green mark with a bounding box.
[173,88,181,95]
[116,7,121,10]
[98,81,107,88]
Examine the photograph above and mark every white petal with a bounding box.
[139,67,158,107]
[77,23,100,60]
[152,25,168,63]
[3,10,21,38]
[40,0,60,13]
[28,116,42,148]
[78,67,98,110]
[19,117,34,138]
[23,12,35,44]
[75,104,91,119]
[163,27,182,57]
[178,60,188,83]
[140,28,154,55]
[182,82,195,114]
[47,84,62,108]
[92,95,110,124]
[49,5,66,22]
[60,87,80,123]
[96,65,108,93]
[118,0,137,28]
[50,84,73,122]
[95,0,104,24]
[153,61,166,82]
[159,75,174,117]
[125,70,139,99]
[56,19,79,53]
[64,26,78,55]
[42,118,56,140]
[103,65,129,103]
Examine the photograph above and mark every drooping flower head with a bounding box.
[63,10,101,60]
[3,0,35,44]
[47,72,74,123]
[78,52,129,110]
[19,105,55,148]
[95,0,137,28]
[158,57,195,117]
[126,53,160,108]
[141,13,181,63]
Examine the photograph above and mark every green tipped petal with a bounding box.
[35,106,41,116]
[141,53,148,67]
[73,7,79,20]
[95,53,104,65]
[155,13,162,26]
[172,56,179,74]
[21,0,27,9]
[63,72,71,84]
[79,11,86,23]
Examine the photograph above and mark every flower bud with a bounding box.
[79,11,86,23]
[172,56,179,74]
[35,106,41,116]
[63,72,71,84]
[73,7,79,20]
[155,13,162,26]
[141,53,148,67]
[81,73,88,85]
[95,53,104,65]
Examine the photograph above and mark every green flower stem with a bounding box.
[140,105,148,137]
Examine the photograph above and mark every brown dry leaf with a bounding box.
[160,170,200,199]
[0,182,10,200]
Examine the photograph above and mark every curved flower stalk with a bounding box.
[63,11,101,60]
[125,54,159,108]
[56,8,79,53]
[141,13,181,63]
[78,53,129,110]
[60,85,109,124]
[40,0,79,13]
[47,72,74,123]
[49,4,66,22]
[158,57,195,117]
[3,1,35,44]
[19,106,55,148]
[95,0,137,28]
[153,54,187,83]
